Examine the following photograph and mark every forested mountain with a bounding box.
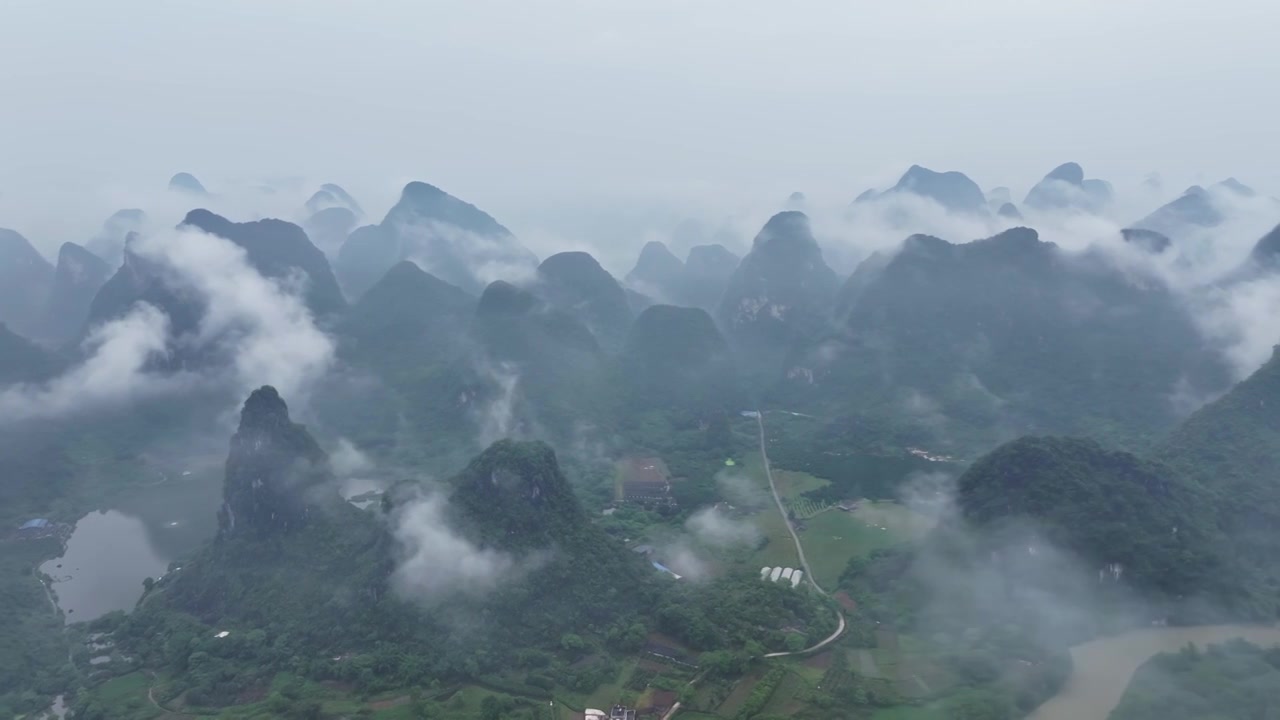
[718,211,839,377]
[621,304,742,414]
[219,386,335,536]
[1160,345,1280,595]
[335,181,536,298]
[335,260,475,377]
[85,210,346,347]
[793,227,1229,448]
[1111,640,1280,720]
[39,242,111,345]
[113,391,653,705]
[535,251,633,351]
[469,279,610,433]
[0,228,54,338]
[956,436,1234,609]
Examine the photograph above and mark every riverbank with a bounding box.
[1029,624,1280,720]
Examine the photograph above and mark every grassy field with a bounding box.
[759,670,808,717]
[771,468,829,499]
[88,673,163,719]
[797,501,934,588]
[715,670,764,717]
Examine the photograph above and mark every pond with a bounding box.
[1028,624,1280,720]
[39,470,221,624]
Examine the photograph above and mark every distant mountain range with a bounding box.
[336,181,537,299]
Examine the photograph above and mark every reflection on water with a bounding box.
[1029,624,1280,720]
[40,511,170,623]
[39,471,222,624]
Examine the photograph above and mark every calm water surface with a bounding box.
[40,472,220,623]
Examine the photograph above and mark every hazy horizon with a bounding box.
[3,0,1277,258]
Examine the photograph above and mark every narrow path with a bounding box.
[755,412,821,593]
[763,612,846,658]
[754,410,846,658]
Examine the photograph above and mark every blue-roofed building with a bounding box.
[19,518,51,530]
[652,561,682,580]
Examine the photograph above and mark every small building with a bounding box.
[19,518,51,531]
[769,567,783,582]
[620,457,676,506]
[790,570,803,588]
[652,561,682,580]
[759,567,771,580]
[780,567,794,581]
[610,705,637,720]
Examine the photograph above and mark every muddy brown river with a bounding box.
[1028,624,1280,720]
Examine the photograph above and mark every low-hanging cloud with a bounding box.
[473,360,523,447]
[133,227,335,401]
[390,492,534,602]
[0,302,178,421]
[685,505,761,548]
[0,226,336,423]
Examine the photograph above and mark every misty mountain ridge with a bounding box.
[1023,162,1113,213]
[1131,179,1264,242]
[624,240,685,301]
[535,251,633,351]
[335,180,537,299]
[622,303,743,414]
[39,242,112,345]
[788,225,1231,448]
[717,210,840,377]
[877,164,988,215]
[336,260,475,375]
[85,208,147,267]
[168,172,207,195]
[179,209,347,318]
[0,228,55,339]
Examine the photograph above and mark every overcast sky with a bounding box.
[2,0,1277,255]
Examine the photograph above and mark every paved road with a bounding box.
[754,410,846,657]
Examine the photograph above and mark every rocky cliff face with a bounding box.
[219,386,333,536]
